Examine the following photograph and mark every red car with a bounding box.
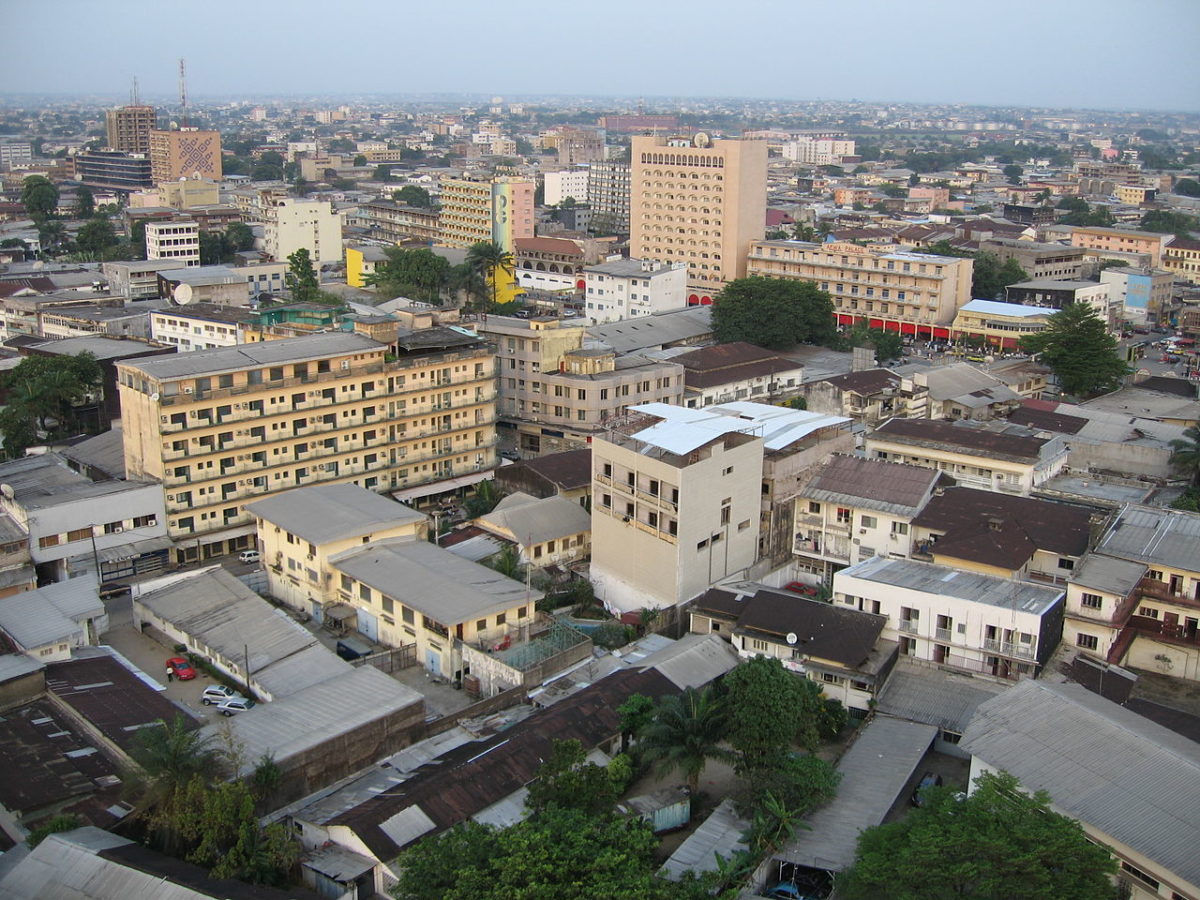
[783,581,820,597]
[167,656,196,681]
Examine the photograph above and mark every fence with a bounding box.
[350,644,418,674]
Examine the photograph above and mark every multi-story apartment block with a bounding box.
[583,258,687,323]
[976,238,1087,281]
[116,330,498,563]
[477,316,685,456]
[1099,266,1175,327]
[149,129,222,184]
[144,218,200,267]
[950,299,1053,351]
[792,455,943,578]
[747,240,974,337]
[514,236,614,293]
[149,304,256,352]
[1005,279,1117,327]
[834,556,1065,682]
[105,105,157,154]
[865,418,1069,496]
[544,169,591,207]
[262,197,342,264]
[591,404,763,614]
[782,136,855,166]
[1069,226,1170,268]
[630,135,767,301]
[158,177,220,210]
[1163,238,1200,284]
[349,199,439,245]
[587,159,631,235]
[72,150,154,193]
[438,175,535,251]
[0,140,33,170]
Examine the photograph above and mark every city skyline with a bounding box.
[4,0,1199,113]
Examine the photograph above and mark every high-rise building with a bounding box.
[149,128,222,184]
[543,169,590,207]
[73,150,153,192]
[105,105,157,154]
[261,197,342,264]
[116,330,498,562]
[144,218,200,267]
[587,160,631,235]
[747,240,974,338]
[630,135,767,304]
[438,175,535,252]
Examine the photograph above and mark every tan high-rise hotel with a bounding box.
[630,135,766,305]
[105,105,157,154]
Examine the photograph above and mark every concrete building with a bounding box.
[105,105,156,154]
[630,135,767,300]
[543,169,590,207]
[473,492,591,571]
[157,176,220,209]
[477,316,684,456]
[262,197,342,265]
[909,363,1022,421]
[157,266,250,306]
[439,175,535,252]
[1163,237,1200,284]
[0,578,107,662]
[951,299,1053,351]
[116,330,497,562]
[747,240,974,336]
[590,404,764,614]
[583,258,687,323]
[587,159,631,235]
[961,681,1200,900]
[71,150,153,193]
[866,418,1069,495]
[149,303,257,351]
[782,136,856,166]
[144,218,199,267]
[1099,266,1174,327]
[349,199,440,245]
[148,128,222,185]
[799,369,928,427]
[834,556,1065,681]
[792,455,943,578]
[977,238,1086,281]
[1005,278,1117,326]
[672,342,806,409]
[1069,226,1170,268]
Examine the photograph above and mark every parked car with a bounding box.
[911,771,943,806]
[238,549,261,564]
[216,698,256,717]
[783,581,821,598]
[201,685,245,706]
[167,656,196,681]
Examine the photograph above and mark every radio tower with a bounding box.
[130,76,140,106]
[178,58,188,127]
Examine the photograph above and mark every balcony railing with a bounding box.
[1137,576,1200,610]
[899,620,919,634]
[935,627,953,642]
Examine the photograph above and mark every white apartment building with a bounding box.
[149,304,255,352]
[591,403,764,614]
[583,258,688,323]
[263,197,342,264]
[145,219,199,267]
[834,556,1065,682]
[782,136,856,166]
[543,169,591,207]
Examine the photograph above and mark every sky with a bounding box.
[4,0,1199,112]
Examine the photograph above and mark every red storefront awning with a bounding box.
[883,321,901,332]
[900,322,917,334]
[837,313,855,325]
[869,318,884,329]
[933,327,950,338]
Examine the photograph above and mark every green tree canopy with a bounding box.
[636,685,729,792]
[1169,424,1200,488]
[21,175,59,219]
[466,241,515,310]
[840,322,903,363]
[225,221,256,252]
[1019,302,1128,398]
[199,230,232,265]
[73,185,95,219]
[524,738,618,817]
[838,771,1118,900]
[1003,163,1024,185]
[712,277,836,350]
[0,352,102,456]
[285,248,320,302]
[394,184,433,208]
[366,246,451,303]
[353,154,368,167]
[1175,177,1200,198]
[75,218,119,255]
[1140,209,1199,238]
[972,252,1027,300]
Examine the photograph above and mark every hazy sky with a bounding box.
[4,0,1199,112]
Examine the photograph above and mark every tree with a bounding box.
[366,246,451,303]
[394,184,432,208]
[26,814,82,848]
[525,739,618,817]
[972,252,1027,300]
[617,693,655,750]
[1169,425,1200,488]
[73,185,94,219]
[0,352,102,456]
[841,322,903,363]
[353,154,369,167]
[1175,178,1200,198]
[741,752,839,818]
[225,221,255,252]
[1019,302,1128,398]
[466,240,515,310]
[199,230,232,265]
[285,248,320,302]
[1140,209,1199,239]
[75,218,119,256]
[837,771,1118,900]
[1003,163,1024,185]
[373,164,392,182]
[21,175,58,219]
[712,277,836,350]
[636,686,729,793]
[130,219,148,258]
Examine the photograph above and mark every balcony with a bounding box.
[1137,576,1200,611]
[935,627,953,642]
[899,620,919,634]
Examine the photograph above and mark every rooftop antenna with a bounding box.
[178,58,188,127]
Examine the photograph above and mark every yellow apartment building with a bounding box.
[747,240,974,337]
[1164,238,1200,284]
[438,175,535,251]
[951,299,1053,351]
[1069,226,1170,268]
[117,331,497,562]
[630,134,767,303]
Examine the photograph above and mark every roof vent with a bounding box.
[987,517,1004,532]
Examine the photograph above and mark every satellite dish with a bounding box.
[0,484,12,500]
[786,632,798,645]
[149,392,160,401]
[694,132,711,148]
[173,283,194,305]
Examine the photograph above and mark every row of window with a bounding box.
[38,515,158,548]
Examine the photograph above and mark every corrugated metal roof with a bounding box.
[0,577,102,651]
[837,557,1063,615]
[803,454,940,516]
[1097,504,1200,572]
[246,484,426,546]
[476,492,591,547]
[119,332,384,380]
[586,306,712,354]
[624,401,848,457]
[961,680,1200,891]
[629,633,740,690]
[876,662,1010,734]
[778,716,937,871]
[1069,553,1147,597]
[660,798,750,881]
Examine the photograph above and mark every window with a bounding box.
[1139,606,1159,619]
[820,672,844,685]
[359,584,371,602]
[808,501,821,514]
[39,534,61,548]
[1076,634,1099,650]
[67,527,92,543]
[496,613,507,626]
[517,606,527,618]
[836,507,851,524]
[1080,593,1103,610]
[402,606,414,625]
[860,515,877,529]
[1057,557,1075,571]
[891,521,909,535]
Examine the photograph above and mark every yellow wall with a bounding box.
[346,247,365,288]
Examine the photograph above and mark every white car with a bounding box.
[216,698,257,717]
[201,685,245,706]
[238,549,261,564]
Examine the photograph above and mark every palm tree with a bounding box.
[447,261,486,309]
[1169,425,1200,488]
[636,686,729,793]
[466,241,515,311]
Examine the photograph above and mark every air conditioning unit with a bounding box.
[166,495,174,501]
[859,529,868,535]
[112,526,123,534]
[183,387,193,394]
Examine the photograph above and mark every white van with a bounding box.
[238,549,261,564]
